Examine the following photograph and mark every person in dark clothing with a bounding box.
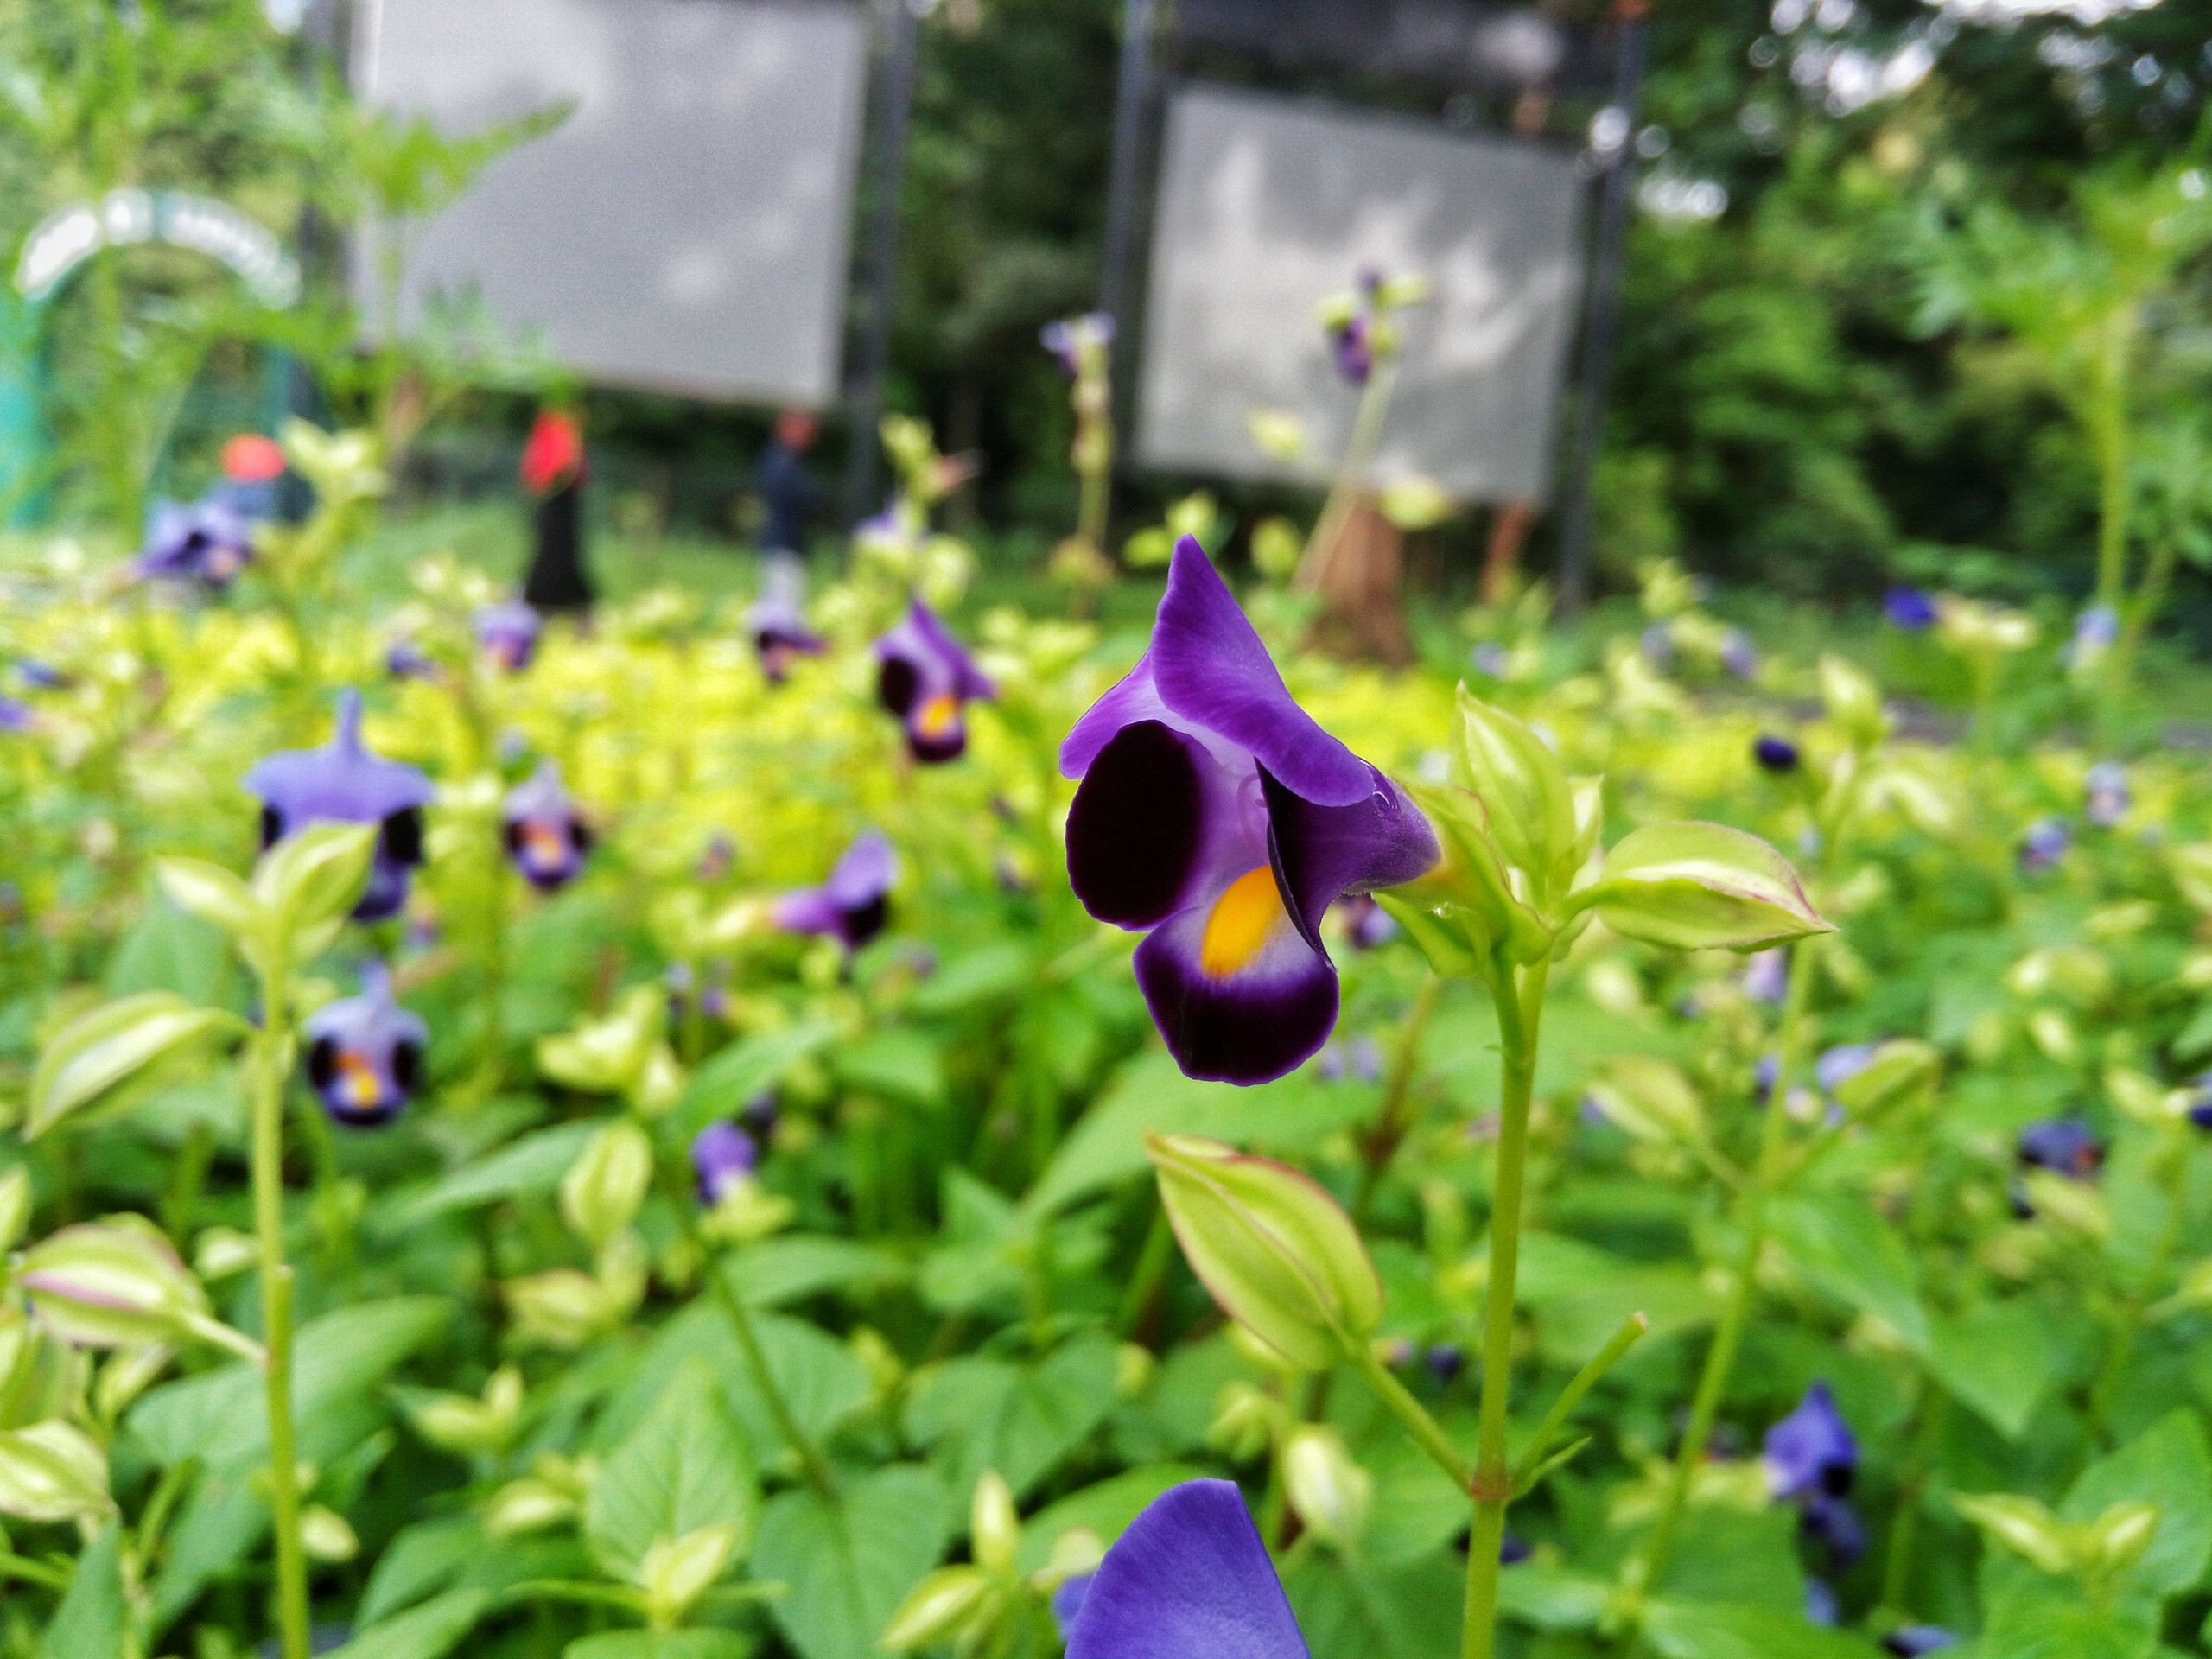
[757,408,821,560]
[521,408,594,613]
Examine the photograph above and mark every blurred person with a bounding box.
[758,407,823,563]
[521,406,593,613]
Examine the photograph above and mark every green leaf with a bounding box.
[906,1333,1119,1500]
[1496,1564,1609,1632]
[831,1027,945,1108]
[27,992,244,1140]
[676,1020,840,1134]
[131,1297,452,1470]
[753,1464,951,1659]
[1980,1603,2157,1659]
[357,1518,482,1625]
[565,1634,749,1659]
[324,1589,490,1659]
[2063,1409,2212,1596]
[253,820,377,937]
[153,857,266,941]
[905,944,1033,1014]
[587,1357,759,1586]
[1643,1600,1882,1657]
[601,1303,868,1465]
[1769,1191,1930,1352]
[37,1522,126,1659]
[1929,1300,2053,1438]
[723,1236,910,1309]
[1284,1548,1465,1659]
[382,1122,601,1228]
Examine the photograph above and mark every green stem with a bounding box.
[708,1255,837,1499]
[1351,1344,1472,1491]
[1463,951,1551,1659]
[1295,359,1399,594]
[0,1552,72,1592]
[251,957,309,1659]
[1353,977,1445,1224]
[1627,936,1821,1631]
[1116,1202,1175,1339]
[2091,318,2133,617]
[1878,1387,1947,1621]
[1513,1313,1649,1491]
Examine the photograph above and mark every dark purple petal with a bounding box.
[1753,735,1800,773]
[1802,1492,1866,1569]
[1134,887,1340,1086]
[1050,1573,1092,1638]
[502,762,588,891]
[138,497,255,587]
[1884,1627,1958,1656]
[1065,1479,1308,1659]
[474,602,542,672]
[2018,1117,2101,1179]
[1141,540,1372,808]
[302,964,428,1127]
[1066,720,1258,930]
[1259,763,1438,957]
[773,888,845,938]
[1883,588,1937,631]
[1764,1382,1856,1501]
[776,831,894,950]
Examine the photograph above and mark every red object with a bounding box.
[221,434,288,483]
[521,411,585,495]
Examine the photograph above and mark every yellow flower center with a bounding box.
[916,693,961,740]
[337,1050,382,1107]
[524,822,566,863]
[1200,866,1290,978]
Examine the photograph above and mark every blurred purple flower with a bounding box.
[774,830,895,951]
[138,497,254,588]
[1753,734,1800,773]
[1721,628,1758,680]
[1804,1579,1840,1627]
[1883,1629,1958,1656]
[1470,642,1510,679]
[691,1122,760,1207]
[1742,949,1788,1005]
[0,697,33,734]
[1883,588,1937,631]
[1052,1573,1093,1640]
[474,602,542,672]
[1764,1382,1856,1503]
[244,690,435,923]
[14,661,67,691]
[750,562,827,685]
[1041,313,1116,378]
[2018,818,2070,874]
[874,603,995,763]
[2066,606,2120,667]
[1641,622,1676,668]
[1340,893,1400,950]
[2084,761,2129,829]
[2018,1118,2101,1180]
[1423,1344,1464,1386]
[502,761,591,892]
[385,638,437,681]
[1815,1043,1879,1094]
[303,964,427,1128]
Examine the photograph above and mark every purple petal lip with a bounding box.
[138,497,255,586]
[503,762,590,891]
[2018,1116,2101,1178]
[245,690,436,828]
[774,831,894,950]
[1135,900,1342,1085]
[1764,1382,1856,1501]
[1260,762,1438,958]
[1065,1480,1308,1659]
[1063,540,1372,809]
[474,602,542,671]
[875,603,994,761]
[303,964,428,1127]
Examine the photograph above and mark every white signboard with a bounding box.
[1137,86,1585,505]
[353,0,868,406]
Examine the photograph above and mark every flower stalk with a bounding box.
[705,1250,837,1500]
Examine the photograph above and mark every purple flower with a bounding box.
[385,638,437,681]
[750,562,826,685]
[138,497,254,588]
[2187,1077,2212,1133]
[502,761,592,892]
[1470,642,1510,679]
[1328,313,1375,386]
[1804,1578,1840,1627]
[474,602,542,672]
[15,661,67,691]
[691,1122,760,1207]
[1802,1491,1866,1568]
[1883,588,1937,631]
[1065,1480,1308,1659]
[1742,949,1788,1005]
[2069,606,2120,661]
[2018,818,2070,874]
[1721,628,1758,680]
[1499,1535,1533,1566]
[696,832,735,883]
[773,830,895,951]
[0,697,33,734]
[1764,1382,1856,1503]
[1753,734,1800,773]
[303,965,428,1127]
[2084,761,2129,829]
[1061,540,1439,1085]
[1423,1344,1464,1386]
[2018,1118,2101,1179]
[244,691,436,923]
[1884,1628,1958,1656]
[1640,622,1676,668]
[874,603,996,763]
[1042,313,1116,378]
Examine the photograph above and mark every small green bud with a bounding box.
[1209,1381,1283,1462]
[505,1267,624,1351]
[2083,1501,2160,1577]
[301,1504,360,1564]
[641,1522,739,1626]
[0,1421,112,1524]
[1818,654,1888,750]
[20,1218,216,1351]
[882,1567,997,1651]
[1829,1040,1941,1119]
[193,1226,258,1281]
[1452,687,1577,899]
[92,1343,174,1421]
[537,987,664,1096]
[1148,1135,1382,1372]
[484,1476,580,1538]
[560,1122,654,1250]
[1113,1342,1157,1399]
[970,1471,1020,1576]
[1580,821,1832,953]
[1954,1492,2075,1576]
[1281,1424,1371,1550]
[1584,1057,1704,1145]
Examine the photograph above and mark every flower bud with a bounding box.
[20,1219,215,1350]
[2083,1501,2160,1577]
[641,1522,738,1627]
[93,1343,174,1421]
[1818,654,1888,750]
[1207,1381,1284,1462]
[560,1122,653,1250]
[1584,1056,1704,1146]
[0,1166,29,1255]
[1582,821,1832,953]
[302,1504,360,1563]
[1114,1342,1157,1399]
[1829,1040,1940,1119]
[882,1567,997,1651]
[1953,1492,2075,1576]
[1452,688,1577,898]
[194,1226,257,1281]
[1281,1424,1372,1550]
[0,1421,112,1523]
[505,1268,622,1351]
[970,1471,1020,1576]
[485,1476,580,1538]
[1148,1135,1382,1372]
